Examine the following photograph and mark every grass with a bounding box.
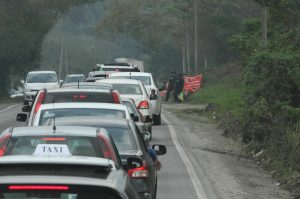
[188,81,245,118]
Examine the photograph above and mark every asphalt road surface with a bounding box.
[0,103,291,199]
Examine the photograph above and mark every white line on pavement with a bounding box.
[162,113,208,199]
[0,104,19,113]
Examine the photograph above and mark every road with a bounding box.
[0,103,291,199]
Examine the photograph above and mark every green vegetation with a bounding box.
[0,0,98,97]
[189,0,300,196]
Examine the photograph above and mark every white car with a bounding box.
[110,72,162,125]
[21,71,62,105]
[28,102,131,126]
[97,78,153,130]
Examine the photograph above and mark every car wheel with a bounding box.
[152,114,161,125]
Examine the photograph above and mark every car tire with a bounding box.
[152,114,161,125]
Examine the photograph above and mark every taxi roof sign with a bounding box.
[33,144,71,157]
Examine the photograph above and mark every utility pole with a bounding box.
[65,47,68,75]
[182,43,186,74]
[59,35,64,80]
[262,7,268,47]
[186,23,191,75]
[194,0,198,75]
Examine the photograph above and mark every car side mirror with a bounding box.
[152,145,167,155]
[16,113,28,122]
[144,116,152,123]
[142,132,151,142]
[20,80,25,84]
[22,105,32,113]
[130,113,139,122]
[126,157,143,170]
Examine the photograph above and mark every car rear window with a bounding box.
[112,76,151,85]
[65,76,85,83]
[104,127,136,151]
[43,92,114,104]
[112,84,142,95]
[39,109,126,125]
[0,185,121,199]
[122,101,139,116]
[5,136,102,158]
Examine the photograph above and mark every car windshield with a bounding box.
[39,108,125,125]
[112,84,142,95]
[65,75,85,83]
[112,76,151,85]
[26,73,57,83]
[104,127,136,151]
[5,136,102,158]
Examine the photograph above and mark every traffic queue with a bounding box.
[1,63,166,199]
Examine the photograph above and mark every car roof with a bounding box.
[28,71,56,74]
[98,78,140,84]
[110,72,151,77]
[66,74,85,77]
[10,126,101,137]
[52,116,130,128]
[38,102,128,111]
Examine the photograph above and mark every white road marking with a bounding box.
[0,104,19,113]
[162,113,208,199]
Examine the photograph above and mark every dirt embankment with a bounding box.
[163,104,291,199]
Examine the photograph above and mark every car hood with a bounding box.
[25,83,59,90]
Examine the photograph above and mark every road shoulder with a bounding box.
[163,104,291,199]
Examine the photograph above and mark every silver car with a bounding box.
[21,71,62,105]
[110,72,162,125]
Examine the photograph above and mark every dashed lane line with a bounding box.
[0,104,19,113]
[162,113,208,199]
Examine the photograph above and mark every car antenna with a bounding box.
[77,81,79,89]
[52,99,56,133]
[129,72,131,79]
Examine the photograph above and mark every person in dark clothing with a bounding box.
[176,73,185,102]
[165,72,176,102]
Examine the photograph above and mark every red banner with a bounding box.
[183,74,203,94]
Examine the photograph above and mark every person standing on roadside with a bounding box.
[165,71,176,102]
[176,73,185,102]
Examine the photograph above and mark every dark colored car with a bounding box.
[43,117,167,199]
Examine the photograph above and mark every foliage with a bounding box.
[97,0,258,79]
[0,0,97,97]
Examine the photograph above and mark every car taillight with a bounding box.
[9,185,69,191]
[97,132,117,162]
[41,138,66,141]
[111,90,120,104]
[127,162,149,178]
[0,133,11,156]
[34,90,46,114]
[138,100,149,109]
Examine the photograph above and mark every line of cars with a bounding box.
[2,64,165,199]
